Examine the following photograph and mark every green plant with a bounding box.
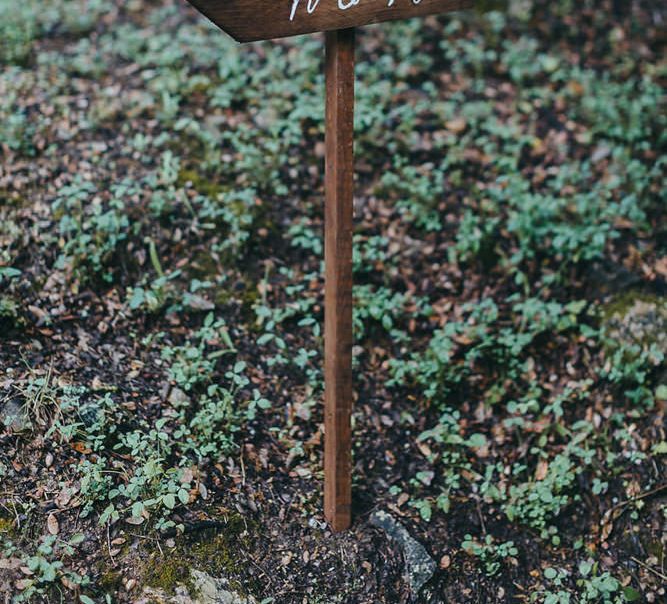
[161,314,235,391]
[504,453,580,541]
[353,285,429,341]
[53,178,135,283]
[45,315,269,531]
[0,0,106,65]
[13,534,90,602]
[461,533,518,576]
[534,561,635,604]
[12,364,58,429]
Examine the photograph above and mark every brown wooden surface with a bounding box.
[186,0,471,42]
[324,27,355,533]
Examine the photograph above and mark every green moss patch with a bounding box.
[142,515,258,596]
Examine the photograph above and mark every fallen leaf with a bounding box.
[47,513,59,535]
[535,460,549,481]
[445,118,467,134]
[71,442,92,454]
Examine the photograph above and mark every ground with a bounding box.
[0,1,665,603]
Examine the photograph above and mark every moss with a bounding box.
[98,568,124,593]
[144,554,192,593]
[0,515,16,537]
[0,294,21,321]
[239,287,260,315]
[644,537,664,559]
[601,290,667,353]
[142,514,259,596]
[177,169,223,200]
[188,251,220,280]
[213,274,261,322]
[473,0,509,13]
[0,189,27,207]
[601,291,664,323]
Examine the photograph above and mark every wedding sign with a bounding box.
[186,0,470,42]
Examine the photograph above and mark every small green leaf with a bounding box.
[544,567,558,580]
[129,287,146,310]
[436,494,450,513]
[42,564,57,582]
[163,493,176,510]
[27,557,40,571]
[0,267,21,280]
[69,533,85,545]
[234,361,246,373]
[131,501,144,519]
[419,501,432,522]
[623,586,641,602]
[257,333,274,346]
[99,503,115,525]
[578,560,593,577]
[467,433,487,448]
[652,441,667,455]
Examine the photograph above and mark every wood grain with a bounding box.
[186,0,471,42]
[324,27,355,532]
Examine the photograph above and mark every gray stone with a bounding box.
[185,570,257,604]
[168,387,192,408]
[370,510,436,598]
[140,570,257,604]
[0,399,29,432]
[603,293,667,357]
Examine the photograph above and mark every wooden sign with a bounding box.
[187,0,471,42]
[184,0,471,532]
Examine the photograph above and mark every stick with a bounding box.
[324,27,355,532]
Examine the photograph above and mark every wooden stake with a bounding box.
[324,28,355,532]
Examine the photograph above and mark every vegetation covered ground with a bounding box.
[0,0,665,602]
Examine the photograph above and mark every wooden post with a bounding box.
[324,28,355,532]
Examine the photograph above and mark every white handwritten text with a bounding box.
[290,0,424,22]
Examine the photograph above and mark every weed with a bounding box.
[11,534,90,602]
[461,533,518,576]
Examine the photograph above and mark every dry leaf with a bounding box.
[416,441,432,459]
[126,516,144,525]
[445,118,467,134]
[71,442,92,454]
[535,460,549,481]
[47,513,59,535]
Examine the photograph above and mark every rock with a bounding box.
[602,293,667,357]
[139,570,257,604]
[168,387,191,407]
[370,510,437,598]
[0,399,29,432]
[185,570,258,604]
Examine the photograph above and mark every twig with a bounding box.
[243,553,274,587]
[106,523,116,566]
[630,556,667,582]
[601,483,667,541]
[475,498,486,535]
[604,483,667,518]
